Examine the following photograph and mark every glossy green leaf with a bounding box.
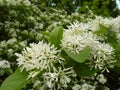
[49,26,63,48]
[0,68,29,90]
[64,46,91,63]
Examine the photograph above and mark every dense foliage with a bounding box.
[78,0,120,17]
[0,0,120,90]
[30,0,120,17]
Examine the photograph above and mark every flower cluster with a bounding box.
[96,74,107,84]
[0,0,31,6]
[61,22,95,53]
[61,20,115,71]
[0,60,11,75]
[88,16,113,31]
[16,41,76,90]
[72,83,95,90]
[88,16,120,42]
[16,41,60,72]
[0,0,93,87]
[0,0,120,89]
[0,60,10,68]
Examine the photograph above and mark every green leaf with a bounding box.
[106,30,120,53]
[64,46,91,63]
[49,26,63,48]
[0,68,29,90]
[74,63,97,77]
[41,31,50,40]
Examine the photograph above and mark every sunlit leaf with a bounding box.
[49,26,63,48]
[0,68,29,90]
[64,46,91,63]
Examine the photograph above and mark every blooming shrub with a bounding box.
[1,15,120,90]
[0,0,120,90]
[0,0,86,86]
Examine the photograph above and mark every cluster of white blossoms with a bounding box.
[16,41,61,72]
[72,73,107,90]
[16,41,76,90]
[72,83,95,90]
[112,16,120,42]
[33,67,76,90]
[96,74,107,84]
[0,60,11,75]
[61,22,98,54]
[61,19,115,71]
[0,60,10,68]
[89,42,115,71]
[0,0,31,6]
[88,16,120,42]
[88,16,113,31]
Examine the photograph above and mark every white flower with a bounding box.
[65,22,89,36]
[0,0,31,6]
[61,22,98,54]
[7,38,17,45]
[33,80,40,88]
[23,0,31,6]
[27,71,39,79]
[88,16,112,32]
[80,83,95,90]
[0,60,10,68]
[92,43,114,60]
[72,84,81,90]
[41,67,76,90]
[90,42,115,70]
[16,41,61,78]
[61,35,87,53]
[96,74,107,84]
[42,72,59,88]
[112,16,120,33]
